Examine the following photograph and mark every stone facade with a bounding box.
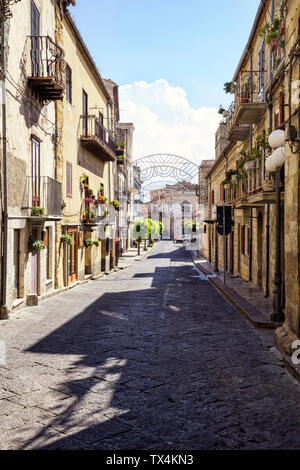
[0,0,135,316]
[202,0,300,354]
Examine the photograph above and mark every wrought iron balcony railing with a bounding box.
[80,115,116,162]
[230,70,267,125]
[27,36,65,101]
[22,176,62,218]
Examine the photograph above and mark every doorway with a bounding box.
[67,229,78,284]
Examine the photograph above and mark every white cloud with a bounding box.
[119,79,220,165]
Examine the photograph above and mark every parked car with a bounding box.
[174,236,184,244]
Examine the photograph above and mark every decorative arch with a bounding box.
[133,153,198,183]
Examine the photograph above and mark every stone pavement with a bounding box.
[192,255,276,329]
[1,241,300,450]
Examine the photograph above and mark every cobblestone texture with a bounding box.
[1,241,300,450]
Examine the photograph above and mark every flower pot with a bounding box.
[270,37,278,52]
[244,160,256,171]
[240,95,249,103]
[279,19,285,36]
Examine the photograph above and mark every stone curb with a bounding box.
[192,255,282,330]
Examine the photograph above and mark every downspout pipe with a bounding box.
[247,49,253,282]
[0,19,8,319]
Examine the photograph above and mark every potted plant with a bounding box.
[224,81,237,94]
[93,240,100,247]
[61,234,74,246]
[31,206,46,217]
[258,14,280,48]
[28,236,46,253]
[97,195,107,204]
[218,105,225,115]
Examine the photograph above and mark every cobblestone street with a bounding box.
[1,241,300,450]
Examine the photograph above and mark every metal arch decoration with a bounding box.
[133,154,199,183]
[142,180,197,194]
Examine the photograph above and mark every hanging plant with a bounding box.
[84,238,93,248]
[218,105,225,115]
[28,236,46,253]
[61,234,74,246]
[93,240,100,247]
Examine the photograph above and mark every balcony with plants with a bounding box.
[80,115,116,162]
[26,36,65,102]
[80,175,108,225]
[232,70,267,125]
[258,13,286,78]
[22,176,62,220]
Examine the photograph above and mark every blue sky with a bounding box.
[71,1,261,162]
[72,0,260,109]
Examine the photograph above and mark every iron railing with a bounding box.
[235,70,267,106]
[28,35,65,86]
[81,115,116,155]
[23,176,62,217]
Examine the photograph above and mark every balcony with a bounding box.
[226,158,282,209]
[225,102,250,142]
[27,36,65,101]
[80,115,116,162]
[22,176,62,219]
[233,71,267,125]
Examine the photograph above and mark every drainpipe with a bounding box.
[271,167,284,322]
[0,19,8,318]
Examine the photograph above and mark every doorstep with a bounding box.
[192,254,282,330]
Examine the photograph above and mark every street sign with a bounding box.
[216,206,232,236]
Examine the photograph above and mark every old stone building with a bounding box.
[55,5,118,286]
[0,0,63,316]
[202,0,300,355]
[0,0,135,317]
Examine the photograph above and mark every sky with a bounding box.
[71,0,261,164]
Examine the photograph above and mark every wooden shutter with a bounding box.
[279,91,284,126]
[241,225,245,255]
[66,64,72,104]
[220,184,224,202]
[66,162,72,197]
[259,39,265,95]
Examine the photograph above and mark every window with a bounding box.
[66,161,72,197]
[258,39,265,97]
[211,190,214,205]
[31,1,40,76]
[82,89,88,136]
[66,64,72,104]
[241,225,250,256]
[31,136,40,207]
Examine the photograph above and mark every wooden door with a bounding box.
[31,228,38,294]
[12,230,20,300]
[67,229,78,284]
[31,0,40,76]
